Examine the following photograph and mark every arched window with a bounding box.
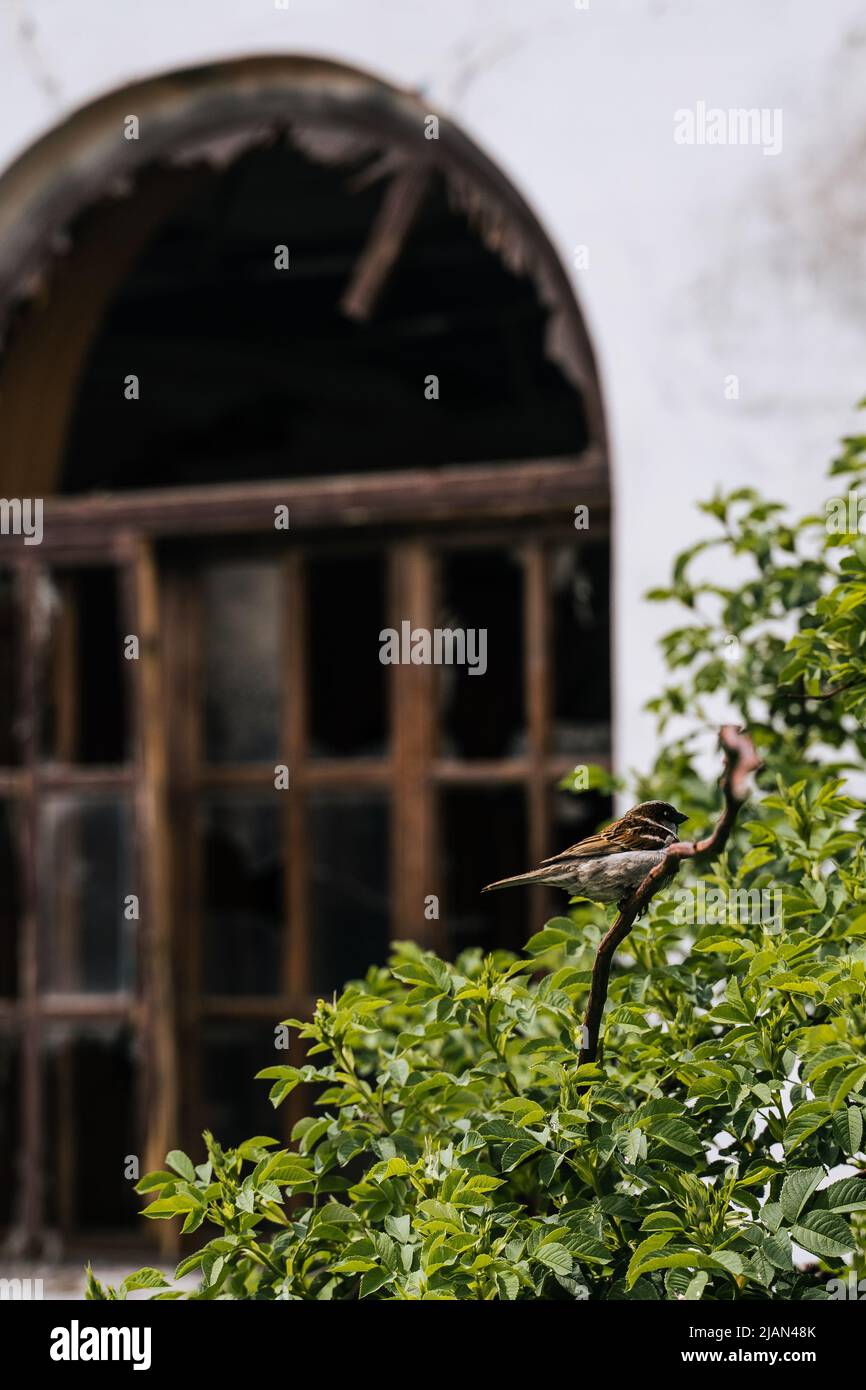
[0,58,610,1253]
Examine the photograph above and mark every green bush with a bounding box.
[91,419,866,1301]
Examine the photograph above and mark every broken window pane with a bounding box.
[200,797,283,996]
[309,792,390,993]
[0,1035,18,1232]
[202,561,282,764]
[38,795,134,993]
[201,1021,282,1149]
[0,572,19,765]
[43,1024,138,1232]
[438,548,524,759]
[0,801,20,997]
[39,567,129,765]
[440,786,528,956]
[307,551,387,757]
[551,543,611,756]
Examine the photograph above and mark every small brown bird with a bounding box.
[482,800,688,904]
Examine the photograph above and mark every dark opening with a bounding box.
[60,142,589,493]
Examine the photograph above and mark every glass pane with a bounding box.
[438,548,524,758]
[551,543,611,756]
[38,796,134,992]
[0,571,20,765]
[44,1024,138,1232]
[39,567,129,764]
[202,1022,283,1149]
[0,1035,18,1231]
[0,801,20,997]
[307,552,387,757]
[200,798,283,995]
[309,793,390,993]
[202,561,281,764]
[440,786,528,956]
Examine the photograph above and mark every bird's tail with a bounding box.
[482,865,560,893]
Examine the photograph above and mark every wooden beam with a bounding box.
[196,758,392,791]
[38,453,607,545]
[340,167,433,321]
[431,754,607,784]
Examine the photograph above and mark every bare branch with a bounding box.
[577,725,761,1068]
[776,676,866,703]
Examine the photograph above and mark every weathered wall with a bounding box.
[2,0,864,775]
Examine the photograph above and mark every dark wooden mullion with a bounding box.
[524,543,553,925]
[51,597,81,1003]
[33,766,134,792]
[35,994,137,1019]
[123,535,178,1255]
[16,556,44,1254]
[161,568,203,1179]
[390,542,441,951]
[283,553,311,1141]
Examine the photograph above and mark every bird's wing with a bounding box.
[540,823,622,863]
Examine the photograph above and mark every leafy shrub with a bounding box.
[91,420,866,1300]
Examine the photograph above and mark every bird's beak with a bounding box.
[674,810,689,824]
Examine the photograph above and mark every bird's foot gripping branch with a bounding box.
[578,725,762,1068]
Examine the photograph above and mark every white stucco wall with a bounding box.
[2,0,865,778]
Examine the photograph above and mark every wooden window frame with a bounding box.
[1,454,610,1252]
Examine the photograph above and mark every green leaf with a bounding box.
[684,1271,709,1300]
[819,1177,866,1215]
[120,1267,170,1295]
[384,1215,412,1243]
[791,1210,855,1259]
[626,1232,673,1285]
[627,1248,743,1289]
[359,1269,393,1297]
[143,1193,202,1218]
[647,1118,703,1155]
[164,1150,196,1183]
[784,1104,832,1153]
[832,1107,864,1155]
[831,1063,866,1111]
[535,1242,573,1276]
[174,1252,205,1280]
[134,1170,176,1194]
[780,1167,824,1222]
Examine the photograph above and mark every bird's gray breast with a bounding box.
[564,849,670,902]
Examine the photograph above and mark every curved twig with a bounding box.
[577,725,761,1068]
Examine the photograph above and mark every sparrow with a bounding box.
[481,800,688,905]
